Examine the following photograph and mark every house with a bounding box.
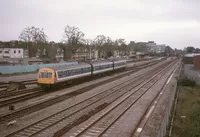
[0,48,24,58]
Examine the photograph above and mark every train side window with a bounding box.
[76,69,78,74]
[72,70,75,76]
[68,70,71,76]
[71,70,74,76]
[72,70,75,75]
[87,67,90,72]
[66,70,68,76]
[66,70,69,76]
[75,69,77,75]
[58,71,62,78]
[82,68,85,73]
[63,71,66,77]
[84,68,86,73]
[79,68,81,74]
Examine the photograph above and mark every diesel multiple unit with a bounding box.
[38,59,127,86]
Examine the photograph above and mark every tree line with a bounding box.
[0,25,184,60]
[0,25,135,60]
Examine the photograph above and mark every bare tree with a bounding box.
[82,39,96,60]
[103,37,115,58]
[19,26,47,57]
[94,35,107,58]
[62,25,85,60]
[19,26,47,43]
[114,38,126,46]
[94,35,107,46]
[114,38,127,56]
[63,25,85,45]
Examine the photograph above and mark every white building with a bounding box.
[0,48,24,58]
[72,48,98,61]
[146,41,165,53]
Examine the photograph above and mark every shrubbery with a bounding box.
[178,77,197,87]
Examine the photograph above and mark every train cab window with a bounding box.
[48,73,52,78]
[39,72,52,78]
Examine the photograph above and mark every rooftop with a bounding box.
[184,53,200,57]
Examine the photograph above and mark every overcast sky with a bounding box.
[0,0,200,49]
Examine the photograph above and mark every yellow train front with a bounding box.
[38,68,56,86]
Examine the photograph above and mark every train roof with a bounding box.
[39,59,127,71]
[112,59,127,62]
[40,62,90,71]
[90,60,113,64]
[90,59,126,63]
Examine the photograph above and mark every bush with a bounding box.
[179,77,197,87]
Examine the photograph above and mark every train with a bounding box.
[37,59,127,87]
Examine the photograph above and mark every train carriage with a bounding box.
[56,63,92,82]
[91,61,114,74]
[113,59,127,70]
[37,59,127,86]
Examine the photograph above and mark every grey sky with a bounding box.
[0,0,200,49]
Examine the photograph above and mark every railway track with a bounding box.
[0,60,161,110]
[0,83,9,91]
[0,88,44,107]
[4,60,176,137]
[60,60,178,137]
[0,80,37,93]
[0,87,42,99]
[131,65,178,137]
[0,83,8,88]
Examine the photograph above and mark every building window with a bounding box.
[0,51,2,54]
[19,50,21,53]
[5,51,9,54]
[14,50,16,53]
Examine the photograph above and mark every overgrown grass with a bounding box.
[178,77,197,87]
[171,85,200,137]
